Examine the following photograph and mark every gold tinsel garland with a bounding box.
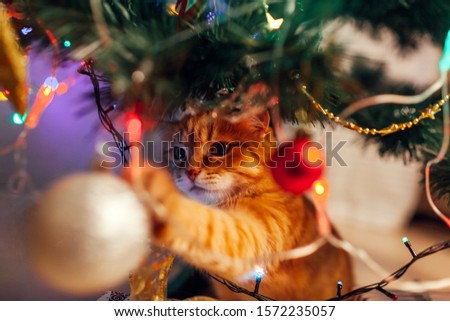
[300,85,450,136]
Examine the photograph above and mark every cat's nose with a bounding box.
[186,168,201,181]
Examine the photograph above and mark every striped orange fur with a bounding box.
[135,108,353,300]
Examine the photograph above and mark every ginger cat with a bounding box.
[133,102,353,300]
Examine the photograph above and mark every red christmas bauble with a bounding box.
[270,138,324,194]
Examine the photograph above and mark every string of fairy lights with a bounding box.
[0,12,131,190]
[0,18,63,197]
[77,60,131,165]
[208,238,450,301]
[331,239,450,301]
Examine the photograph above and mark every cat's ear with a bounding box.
[226,106,271,136]
[162,102,201,122]
[253,109,271,133]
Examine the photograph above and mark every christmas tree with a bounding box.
[0,0,449,301]
[9,0,450,199]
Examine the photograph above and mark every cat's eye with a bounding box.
[173,146,187,161]
[209,142,229,156]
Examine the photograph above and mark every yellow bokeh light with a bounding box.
[43,86,52,96]
[167,3,178,15]
[314,181,325,195]
[312,178,330,202]
[0,91,8,101]
[266,12,284,30]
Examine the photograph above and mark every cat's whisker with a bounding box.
[222,189,234,206]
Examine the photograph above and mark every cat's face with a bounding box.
[166,110,272,205]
